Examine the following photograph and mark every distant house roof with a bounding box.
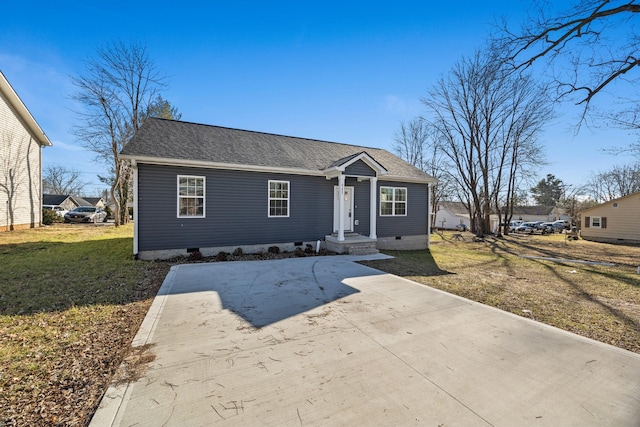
[83,197,104,206]
[43,194,72,206]
[121,118,436,183]
[0,71,52,147]
[506,205,556,216]
[43,194,97,207]
[438,201,469,215]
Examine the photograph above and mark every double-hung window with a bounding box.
[177,175,205,217]
[268,180,289,217]
[380,186,407,216]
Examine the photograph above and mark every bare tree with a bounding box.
[43,165,88,195]
[393,118,453,227]
[72,41,167,225]
[498,1,640,117]
[422,49,552,236]
[586,162,640,201]
[1,131,36,230]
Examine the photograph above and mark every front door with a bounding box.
[333,186,354,233]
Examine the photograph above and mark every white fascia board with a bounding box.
[347,152,388,174]
[119,155,326,177]
[0,71,52,147]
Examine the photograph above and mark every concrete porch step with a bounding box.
[348,247,380,255]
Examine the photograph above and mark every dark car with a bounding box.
[515,222,540,233]
[64,206,108,223]
[541,222,564,233]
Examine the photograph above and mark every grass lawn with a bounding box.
[0,224,169,426]
[361,231,640,354]
[2,226,639,426]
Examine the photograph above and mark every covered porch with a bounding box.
[322,152,387,255]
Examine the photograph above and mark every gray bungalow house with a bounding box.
[121,118,437,260]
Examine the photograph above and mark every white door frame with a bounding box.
[334,185,354,233]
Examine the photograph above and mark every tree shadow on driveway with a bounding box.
[159,256,386,328]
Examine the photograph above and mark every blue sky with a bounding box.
[1,1,634,196]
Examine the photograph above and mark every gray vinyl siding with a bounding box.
[376,181,429,237]
[345,159,375,177]
[136,165,429,252]
[137,164,335,251]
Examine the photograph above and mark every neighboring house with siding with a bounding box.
[43,194,103,211]
[0,71,52,230]
[434,201,470,230]
[507,205,568,223]
[121,118,437,260]
[579,191,640,244]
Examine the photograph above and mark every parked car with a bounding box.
[541,222,564,233]
[64,206,108,223]
[455,223,468,232]
[553,220,570,230]
[43,204,68,217]
[508,220,524,232]
[515,221,548,233]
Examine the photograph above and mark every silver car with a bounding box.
[64,206,108,223]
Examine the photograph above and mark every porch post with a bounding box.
[338,174,345,241]
[369,177,377,239]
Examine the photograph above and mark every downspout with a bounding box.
[369,176,377,239]
[132,160,139,258]
[427,182,432,249]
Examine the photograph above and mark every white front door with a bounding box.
[334,186,354,233]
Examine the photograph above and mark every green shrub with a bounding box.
[42,209,60,225]
[267,246,280,254]
[232,247,243,256]
[216,251,228,261]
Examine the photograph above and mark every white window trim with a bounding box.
[591,216,601,228]
[380,186,408,217]
[177,175,206,218]
[268,180,290,218]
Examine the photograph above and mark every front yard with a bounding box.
[0,224,170,426]
[1,226,638,426]
[363,231,640,353]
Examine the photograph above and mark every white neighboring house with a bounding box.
[579,191,640,245]
[434,201,471,230]
[508,205,569,223]
[0,71,52,230]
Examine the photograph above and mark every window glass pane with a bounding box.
[380,187,393,201]
[395,189,407,202]
[381,202,393,216]
[395,202,406,215]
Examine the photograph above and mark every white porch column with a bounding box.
[369,177,377,239]
[338,174,345,241]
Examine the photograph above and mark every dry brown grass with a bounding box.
[361,231,640,353]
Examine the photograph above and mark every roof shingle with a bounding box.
[121,118,436,182]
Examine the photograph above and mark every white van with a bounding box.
[43,205,68,217]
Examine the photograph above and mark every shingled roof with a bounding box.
[121,118,436,183]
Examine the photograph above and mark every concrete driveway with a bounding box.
[91,255,640,426]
